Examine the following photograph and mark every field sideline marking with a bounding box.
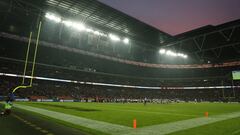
[232,129,240,135]
[38,102,198,117]
[12,114,54,135]
[14,104,131,134]
[14,104,240,135]
[121,111,240,135]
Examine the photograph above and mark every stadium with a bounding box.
[0,0,240,135]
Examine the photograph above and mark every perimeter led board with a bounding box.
[232,71,240,80]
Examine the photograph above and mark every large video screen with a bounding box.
[232,71,240,80]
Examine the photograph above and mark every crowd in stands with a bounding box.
[0,71,239,102]
[0,58,237,87]
[0,51,240,103]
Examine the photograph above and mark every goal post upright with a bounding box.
[12,21,42,93]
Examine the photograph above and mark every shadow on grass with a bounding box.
[34,103,101,112]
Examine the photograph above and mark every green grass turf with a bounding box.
[14,107,107,135]
[0,103,94,135]
[170,117,240,135]
[17,102,240,128]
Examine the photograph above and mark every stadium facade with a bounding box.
[0,0,240,102]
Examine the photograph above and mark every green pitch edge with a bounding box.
[14,104,240,135]
[14,104,131,134]
[122,111,240,135]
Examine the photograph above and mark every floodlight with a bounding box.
[166,50,177,56]
[45,13,61,23]
[45,11,133,44]
[172,52,177,57]
[72,22,86,31]
[159,49,166,54]
[123,38,129,44]
[109,34,120,41]
[166,50,171,55]
[177,53,182,56]
[159,48,187,58]
[62,20,73,27]
[94,31,100,35]
[86,28,94,33]
[99,32,107,37]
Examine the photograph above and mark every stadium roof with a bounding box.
[162,19,240,63]
[1,0,240,64]
[7,0,173,46]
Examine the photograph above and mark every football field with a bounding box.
[8,102,240,135]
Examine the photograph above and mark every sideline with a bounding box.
[12,114,54,135]
[122,111,240,135]
[14,104,131,134]
[14,104,240,135]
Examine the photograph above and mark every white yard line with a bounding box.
[15,104,240,135]
[122,111,240,135]
[232,129,240,135]
[14,104,131,134]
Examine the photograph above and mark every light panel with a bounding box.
[45,12,130,45]
[94,31,100,35]
[72,22,86,31]
[86,28,94,33]
[159,48,188,59]
[45,13,61,23]
[62,20,73,27]
[123,38,129,44]
[109,34,120,41]
[159,49,166,54]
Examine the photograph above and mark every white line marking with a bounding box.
[122,112,240,135]
[15,104,131,134]
[233,129,240,135]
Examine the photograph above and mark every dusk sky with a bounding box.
[99,0,240,35]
